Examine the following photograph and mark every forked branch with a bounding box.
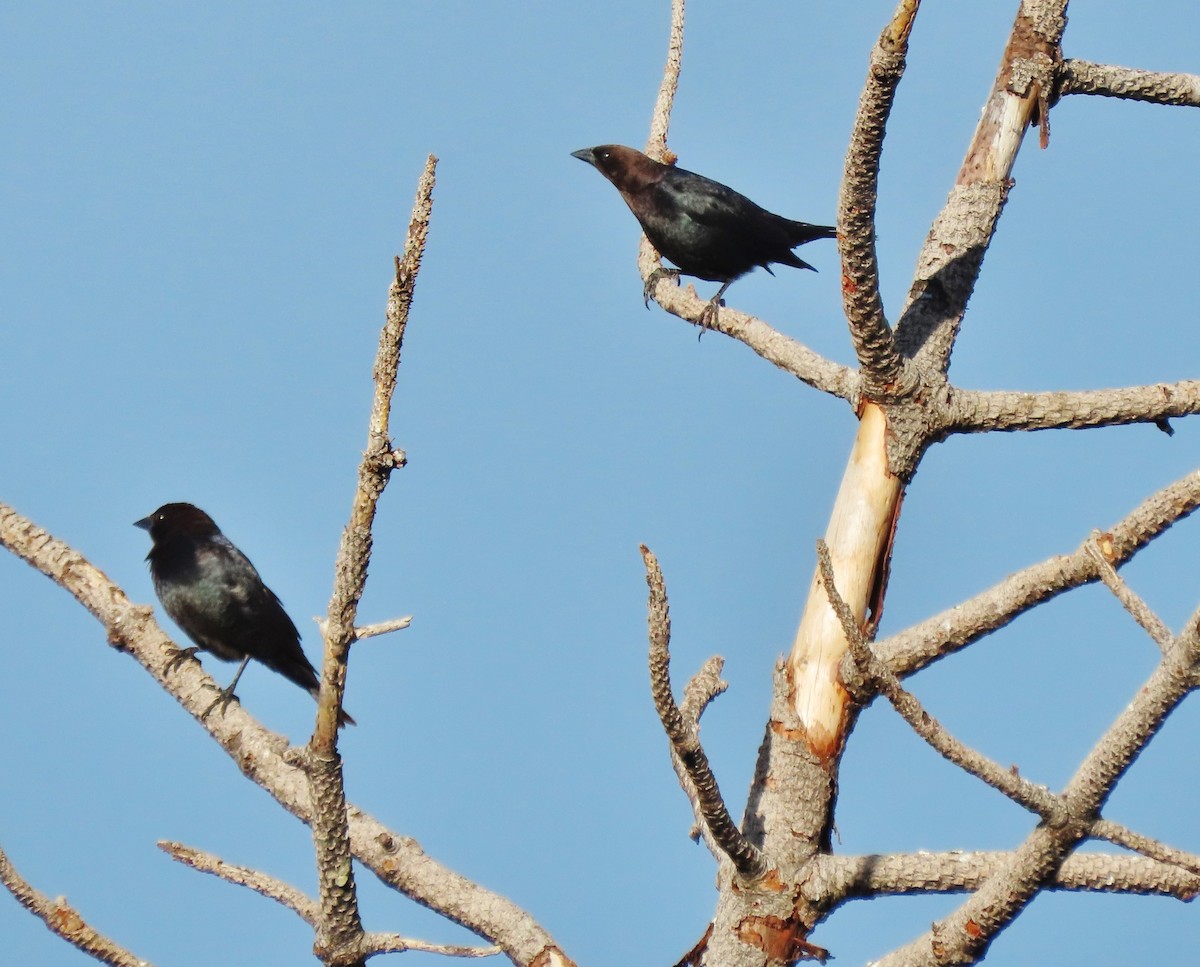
[305,155,438,967]
[876,468,1200,676]
[158,842,498,960]
[818,540,1200,881]
[642,545,767,881]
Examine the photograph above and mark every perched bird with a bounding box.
[135,502,354,726]
[572,144,836,326]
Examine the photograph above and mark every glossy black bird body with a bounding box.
[571,144,835,306]
[136,502,353,725]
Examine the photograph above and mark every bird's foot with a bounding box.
[201,683,240,721]
[697,295,724,332]
[164,646,200,675]
[643,267,680,308]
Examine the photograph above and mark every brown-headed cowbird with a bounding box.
[572,144,835,325]
[136,502,354,726]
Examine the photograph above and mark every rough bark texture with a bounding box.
[5,1,1200,965]
[634,2,1200,966]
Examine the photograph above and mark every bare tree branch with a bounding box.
[357,934,502,960]
[639,284,862,398]
[644,0,683,159]
[638,0,684,313]
[894,1,1065,375]
[820,539,1200,882]
[818,540,1068,822]
[838,0,918,393]
[157,843,499,961]
[806,850,1200,902]
[1058,58,1200,107]
[317,616,413,643]
[1085,536,1174,653]
[641,545,766,880]
[316,156,436,737]
[947,379,1200,435]
[876,624,1200,965]
[1090,819,1200,880]
[352,616,413,640]
[302,154,438,967]
[158,841,319,924]
[675,656,730,845]
[0,844,149,967]
[876,467,1200,676]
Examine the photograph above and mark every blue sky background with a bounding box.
[3,2,1199,964]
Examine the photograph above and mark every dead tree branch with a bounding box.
[894,0,1065,375]
[642,545,766,880]
[1085,537,1174,653]
[300,154,438,967]
[158,841,318,925]
[876,467,1200,676]
[676,656,731,846]
[875,624,1200,965]
[158,843,499,960]
[819,540,1200,880]
[946,380,1200,434]
[0,844,149,967]
[1058,58,1200,107]
[806,850,1200,902]
[838,0,918,393]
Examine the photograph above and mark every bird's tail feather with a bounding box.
[786,221,838,245]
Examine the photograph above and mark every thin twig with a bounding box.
[1090,820,1200,880]
[158,841,318,924]
[672,656,729,845]
[355,616,413,641]
[157,843,498,961]
[0,844,149,967]
[1085,536,1174,653]
[359,933,501,959]
[644,0,684,159]
[638,0,683,309]
[641,545,767,880]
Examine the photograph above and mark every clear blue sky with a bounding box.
[3,2,1199,964]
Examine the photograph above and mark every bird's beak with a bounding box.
[570,148,597,167]
[134,516,153,531]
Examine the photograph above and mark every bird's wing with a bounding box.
[657,170,765,234]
